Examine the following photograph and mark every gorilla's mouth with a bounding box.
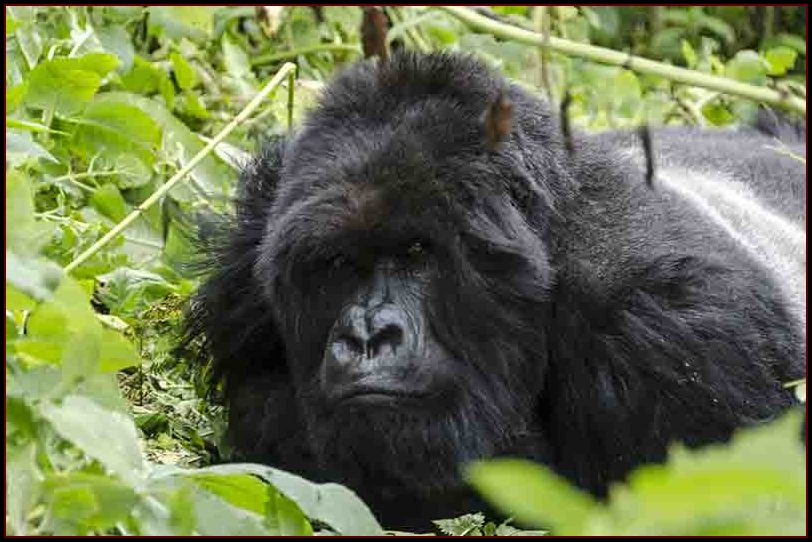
[329,383,431,405]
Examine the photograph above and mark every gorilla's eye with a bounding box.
[329,253,348,270]
[408,241,425,256]
[405,239,431,263]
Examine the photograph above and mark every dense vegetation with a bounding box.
[6,6,806,536]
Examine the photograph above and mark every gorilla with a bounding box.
[186,52,805,530]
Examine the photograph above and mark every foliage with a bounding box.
[467,411,806,536]
[5,5,806,536]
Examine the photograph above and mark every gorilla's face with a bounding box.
[253,148,554,490]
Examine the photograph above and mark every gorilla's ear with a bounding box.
[182,138,289,401]
[483,89,514,150]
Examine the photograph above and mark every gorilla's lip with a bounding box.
[329,384,429,405]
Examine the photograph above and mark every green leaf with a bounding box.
[268,492,314,536]
[466,458,597,534]
[99,327,139,372]
[11,9,42,69]
[6,130,57,166]
[6,443,41,535]
[592,411,806,535]
[769,33,806,56]
[6,169,50,255]
[158,463,384,535]
[221,34,253,80]
[170,52,199,90]
[6,81,27,111]
[96,92,236,196]
[5,252,62,302]
[6,283,37,313]
[43,472,138,534]
[6,12,21,34]
[71,99,161,167]
[40,395,145,484]
[681,39,697,68]
[17,276,99,371]
[120,56,175,105]
[149,6,214,40]
[25,54,118,115]
[765,46,797,76]
[90,183,127,222]
[95,24,135,72]
[702,101,735,126]
[178,91,210,120]
[188,485,271,535]
[189,473,270,515]
[726,50,769,85]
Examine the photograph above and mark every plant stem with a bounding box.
[437,6,806,114]
[64,62,298,274]
[6,117,70,135]
[251,44,360,67]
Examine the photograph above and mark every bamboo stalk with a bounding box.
[251,44,360,66]
[64,62,298,274]
[437,6,806,114]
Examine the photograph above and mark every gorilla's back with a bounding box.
[580,124,806,351]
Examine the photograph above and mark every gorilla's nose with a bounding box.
[328,304,408,365]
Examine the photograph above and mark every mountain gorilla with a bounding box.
[185,53,805,529]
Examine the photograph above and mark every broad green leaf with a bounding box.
[466,458,596,534]
[268,492,314,536]
[6,130,57,166]
[5,257,57,309]
[6,283,37,312]
[179,91,210,120]
[170,52,199,90]
[158,463,383,535]
[189,473,269,515]
[95,92,236,196]
[702,102,734,126]
[189,486,271,535]
[43,472,138,535]
[71,99,161,167]
[25,54,118,115]
[6,443,41,535]
[769,32,806,56]
[98,327,139,372]
[12,14,43,68]
[6,12,21,34]
[591,411,806,535]
[221,34,253,80]
[95,24,135,72]
[6,169,50,255]
[16,272,137,375]
[120,56,175,105]
[40,395,144,484]
[726,50,768,85]
[6,365,62,401]
[90,183,127,222]
[765,46,797,76]
[6,81,27,111]
[73,53,120,77]
[149,6,214,40]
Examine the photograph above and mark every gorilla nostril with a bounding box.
[367,324,404,358]
[330,335,365,363]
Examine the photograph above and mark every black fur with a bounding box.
[185,52,805,530]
